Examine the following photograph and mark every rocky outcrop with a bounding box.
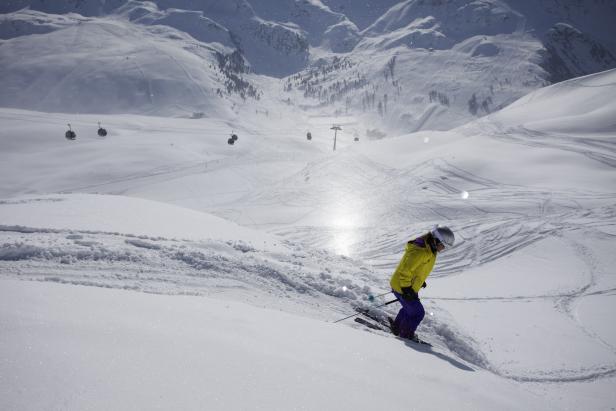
[541,23,616,83]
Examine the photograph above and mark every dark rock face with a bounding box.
[541,23,616,83]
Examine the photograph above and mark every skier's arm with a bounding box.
[410,258,435,291]
[397,246,425,289]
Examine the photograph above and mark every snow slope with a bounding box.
[1,66,615,409]
[0,279,551,411]
[491,66,616,134]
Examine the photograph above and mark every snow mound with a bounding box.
[492,68,616,133]
[0,194,283,248]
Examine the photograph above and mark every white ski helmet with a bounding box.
[431,225,455,248]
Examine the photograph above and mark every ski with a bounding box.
[407,335,432,347]
[354,317,388,331]
[354,317,433,346]
[386,316,432,346]
[354,307,391,329]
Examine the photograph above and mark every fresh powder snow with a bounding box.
[1,1,615,410]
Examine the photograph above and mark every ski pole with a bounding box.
[333,298,398,323]
[369,291,392,301]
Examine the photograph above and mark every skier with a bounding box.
[389,226,455,341]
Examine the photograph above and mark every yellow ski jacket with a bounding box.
[390,240,436,294]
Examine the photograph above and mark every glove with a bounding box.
[422,282,427,289]
[401,286,418,301]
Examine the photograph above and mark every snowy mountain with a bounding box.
[1,0,615,130]
[0,11,233,116]
[1,3,616,409]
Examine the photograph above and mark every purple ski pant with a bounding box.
[392,291,425,338]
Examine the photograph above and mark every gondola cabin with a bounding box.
[65,124,76,140]
[97,122,107,137]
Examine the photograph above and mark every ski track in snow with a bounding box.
[261,153,616,275]
[1,109,615,388]
[0,224,382,320]
[2,162,615,385]
[495,126,616,168]
[207,123,616,383]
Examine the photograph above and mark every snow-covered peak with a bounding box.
[321,0,402,30]
[0,0,126,16]
[361,0,523,49]
[0,9,88,39]
[249,0,359,50]
[116,2,236,50]
[155,0,257,24]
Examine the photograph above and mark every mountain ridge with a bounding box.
[0,0,614,132]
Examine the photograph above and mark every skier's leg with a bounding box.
[392,292,408,336]
[392,308,404,336]
[397,313,413,338]
[406,299,425,335]
[393,291,416,338]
